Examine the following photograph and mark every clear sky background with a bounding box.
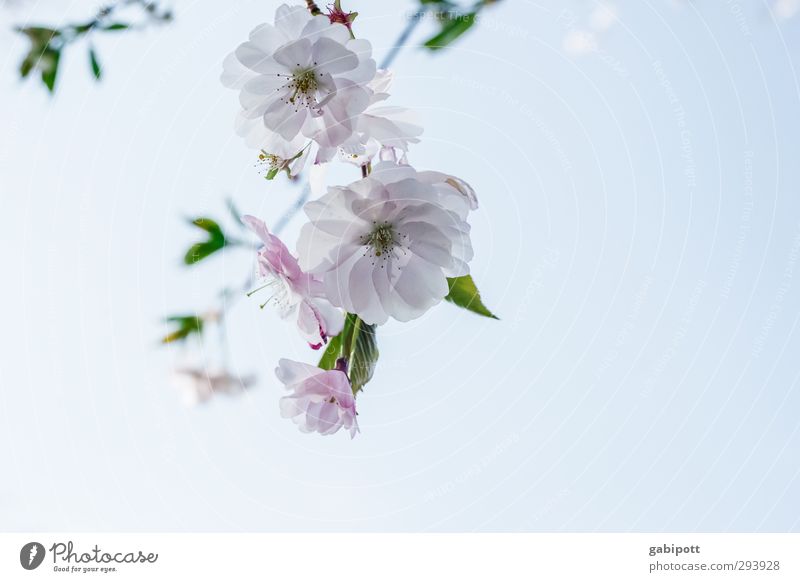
[1,0,799,531]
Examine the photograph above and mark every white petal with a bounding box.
[244,74,286,95]
[340,39,376,84]
[275,4,311,38]
[248,22,289,54]
[367,69,393,94]
[309,162,329,197]
[221,52,254,89]
[297,222,347,272]
[279,396,305,419]
[315,403,342,434]
[391,254,447,321]
[309,297,345,337]
[263,96,308,140]
[301,15,350,44]
[348,255,387,325]
[273,38,312,69]
[312,37,358,75]
[236,43,287,75]
[322,247,364,312]
[275,358,322,387]
[370,162,417,186]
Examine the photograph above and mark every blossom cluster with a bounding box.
[221,3,488,438]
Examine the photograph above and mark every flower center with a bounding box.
[363,222,396,257]
[247,274,295,316]
[287,67,319,108]
[258,152,282,170]
[360,221,410,269]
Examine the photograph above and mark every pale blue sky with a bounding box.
[1,0,799,531]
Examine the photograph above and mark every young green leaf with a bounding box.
[89,46,102,80]
[184,217,227,265]
[103,23,130,31]
[161,315,204,344]
[423,11,476,50]
[190,217,224,234]
[40,48,61,93]
[445,275,498,319]
[19,51,37,78]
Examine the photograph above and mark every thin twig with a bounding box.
[273,183,311,235]
[380,8,427,70]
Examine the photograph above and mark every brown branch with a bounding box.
[305,0,323,16]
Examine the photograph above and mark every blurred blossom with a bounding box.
[589,3,617,32]
[774,0,800,20]
[171,367,256,406]
[563,30,598,56]
[562,2,617,57]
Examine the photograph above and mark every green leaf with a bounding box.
[348,316,378,394]
[89,46,102,80]
[40,48,61,93]
[73,23,94,35]
[16,27,59,80]
[17,26,60,44]
[265,167,280,180]
[445,275,498,319]
[423,12,476,51]
[318,326,347,371]
[184,241,224,265]
[19,51,36,78]
[318,313,379,394]
[183,217,227,265]
[103,23,130,31]
[189,217,224,234]
[162,315,204,344]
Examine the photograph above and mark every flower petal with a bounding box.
[273,38,312,69]
[275,358,322,386]
[312,37,358,75]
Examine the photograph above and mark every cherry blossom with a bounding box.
[243,215,344,349]
[221,3,376,151]
[316,70,423,166]
[276,358,359,437]
[296,161,474,324]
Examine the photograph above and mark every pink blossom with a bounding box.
[242,215,344,349]
[276,359,359,437]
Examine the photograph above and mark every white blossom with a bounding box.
[296,161,474,324]
[316,70,423,166]
[221,4,376,152]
